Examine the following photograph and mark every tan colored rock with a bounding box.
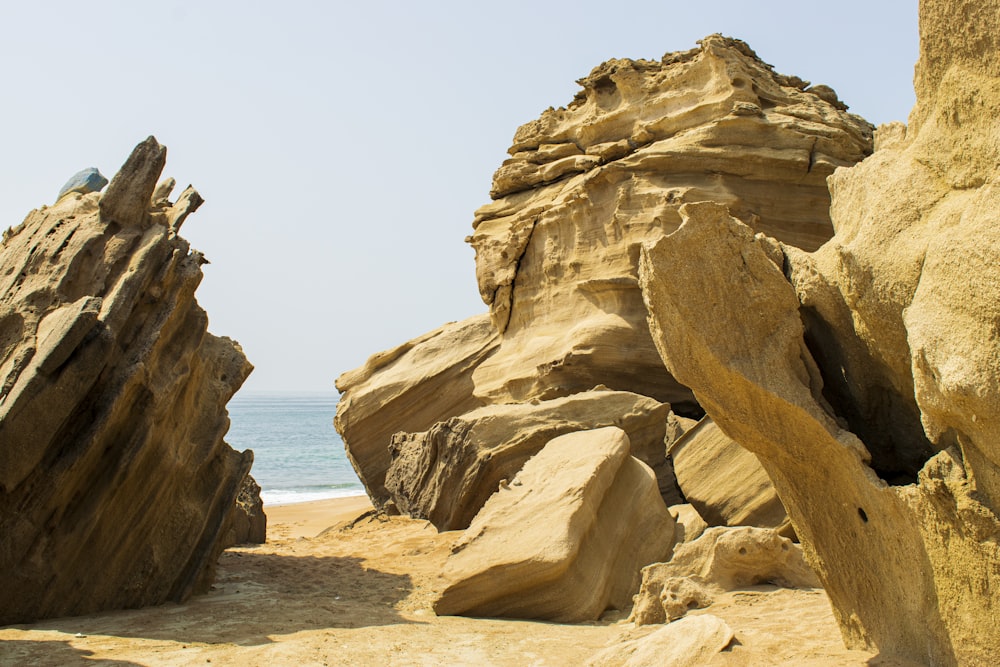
[0,138,255,625]
[640,190,1000,662]
[222,475,267,546]
[630,526,818,626]
[434,427,674,622]
[467,35,873,407]
[334,314,500,501]
[586,614,735,667]
[670,416,791,534]
[669,503,708,546]
[385,388,672,530]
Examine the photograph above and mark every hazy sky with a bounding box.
[1,1,919,392]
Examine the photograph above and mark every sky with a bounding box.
[0,1,919,393]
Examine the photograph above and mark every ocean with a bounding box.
[225,391,366,506]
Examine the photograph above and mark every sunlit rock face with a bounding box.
[639,2,1000,662]
[335,35,874,510]
[433,427,675,623]
[0,137,257,624]
[468,34,873,407]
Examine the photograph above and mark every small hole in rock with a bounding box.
[738,547,747,555]
[858,507,869,523]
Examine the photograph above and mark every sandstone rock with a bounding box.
[385,388,672,530]
[0,138,256,624]
[333,34,874,519]
[640,185,1000,663]
[334,314,500,502]
[222,475,267,546]
[670,415,791,535]
[630,526,818,626]
[434,427,674,622]
[586,614,735,667]
[467,35,873,407]
[669,503,708,546]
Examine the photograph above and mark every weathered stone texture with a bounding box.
[0,138,256,624]
[640,21,1000,652]
[433,427,674,622]
[630,526,818,626]
[467,35,873,406]
[670,416,791,534]
[334,314,499,501]
[385,389,671,530]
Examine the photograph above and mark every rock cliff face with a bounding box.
[468,34,872,406]
[639,1,1000,662]
[0,137,257,624]
[336,35,874,509]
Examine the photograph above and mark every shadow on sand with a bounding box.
[0,640,143,666]
[17,551,419,649]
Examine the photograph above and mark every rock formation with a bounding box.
[222,475,268,546]
[385,388,672,530]
[630,526,818,626]
[670,503,708,546]
[670,416,791,535]
[467,34,872,407]
[586,615,735,667]
[0,137,257,624]
[334,314,499,501]
[336,34,874,514]
[639,1,1000,661]
[433,427,674,622]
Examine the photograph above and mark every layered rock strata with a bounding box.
[433,427,674,622]
[0,137,256,624]
[334,315,499,501]
[467,34,873,406]
[640,20,1000,656]
[670,416,791,535]
[385,388,672,530]
[335,35,874,514]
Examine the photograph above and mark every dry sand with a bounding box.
[0,496,884,666]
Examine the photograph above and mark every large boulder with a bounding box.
[334,314,500,502]
[385,388,672,530]
[468,35,873,407]
[434,427,674,622]
[0,138,256,624]
[670,416,791,534]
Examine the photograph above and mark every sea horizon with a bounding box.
[225,390,367,507]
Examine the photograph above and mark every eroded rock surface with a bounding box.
[434,427,674,622]
[670,416,791,535]
[335,35,874,515]
[334,314,499,501]
[640,4,1000,653]
[385,388,672,530]
[468,34,873,406]
[630,526,818,626]
[0,137,256,624]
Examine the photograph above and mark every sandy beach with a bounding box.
[0,496,881,666]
